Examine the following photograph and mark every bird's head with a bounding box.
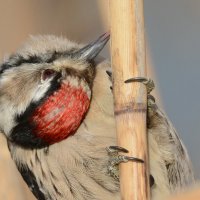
[0,33,109,149]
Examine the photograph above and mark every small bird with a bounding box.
[0,33,194,200]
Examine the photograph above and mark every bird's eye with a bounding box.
[41,69,57,82]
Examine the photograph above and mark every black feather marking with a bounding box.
[10,122,48,149]
[0,54,43,75]
[106,70,112,77]
[17,165,46,200]
[150,174,155,187]
[0,50,76,75]
[41,167,47,180]
[50,171,58,180]
[62,170,74,195]
[35,151,40,164]
[10,73,62,149]
[30,159,34,168]
[52,184,63,197]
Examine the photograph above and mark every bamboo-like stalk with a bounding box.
[109,0,150,199]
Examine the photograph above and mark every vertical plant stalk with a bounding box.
[109,0,150,199]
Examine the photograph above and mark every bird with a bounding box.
[0,33,195,200]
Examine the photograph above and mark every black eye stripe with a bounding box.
[0,55,44,75]
[0,51,73,75]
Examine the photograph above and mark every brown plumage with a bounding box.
[0,35,195,200]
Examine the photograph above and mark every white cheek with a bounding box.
[33,79,52,102]
[0,103,17,136]
[0,84,51,137]
[0,70,15,85]
[0,76,9,85]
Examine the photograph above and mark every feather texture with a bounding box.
[0,35,195,200]
[8,61,194,200]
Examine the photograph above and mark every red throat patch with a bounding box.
[30,82,90,145]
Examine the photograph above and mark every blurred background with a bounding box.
[0,0,199,199]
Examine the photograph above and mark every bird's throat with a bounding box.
[30,82,90,145]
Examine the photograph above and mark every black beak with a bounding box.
[73,32,110,61]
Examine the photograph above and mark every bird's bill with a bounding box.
[73,32,110,61]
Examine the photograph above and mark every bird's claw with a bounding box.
[106,71,157,124]
[125,77,157,119]
[106,146,144,180]
[105,73,156,185]
[147,94,158,120]
[124,77,155,94]
[107,146,129,154]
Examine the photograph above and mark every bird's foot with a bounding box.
[147,94,157,119]
[125,77,158,121]
[124,77,155,94]
[106,146,155,187]
[105,74,156,185]
[106,71,158,123]
[106,146,144,180]
[106,70,155,94]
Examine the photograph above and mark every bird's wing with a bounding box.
[150,106,195,190]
